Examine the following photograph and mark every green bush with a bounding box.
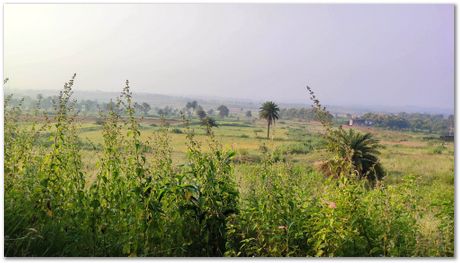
[171,128,183,134]
[431,143,446,154]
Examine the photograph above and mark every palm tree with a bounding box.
[307,85,384,183]
[259,101,280,139]
[327,128,385,181]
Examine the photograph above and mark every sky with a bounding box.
[4,4,454,110]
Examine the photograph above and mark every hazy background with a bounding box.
[4,4,454,111]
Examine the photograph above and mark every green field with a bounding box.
[75,116,454,184]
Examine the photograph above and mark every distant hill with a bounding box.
[4,88,453,116]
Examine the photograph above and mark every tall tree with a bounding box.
[186,101,198,110]
[141,102,151,116]
[217,105,229,119]
[245,110,252,119]
[134,102,142,113]
[196,109,207,120]
[201,116,218,135]
[259,101,280,139]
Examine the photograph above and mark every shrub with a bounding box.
[431,143,446,154]
[95,118,104,125]
[171,128,183,134]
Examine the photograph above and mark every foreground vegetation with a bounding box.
[4,76,454,257]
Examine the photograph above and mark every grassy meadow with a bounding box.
[4,80,454,257]
[75,116,454,186]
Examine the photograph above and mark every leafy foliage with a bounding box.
[4,79,453,257]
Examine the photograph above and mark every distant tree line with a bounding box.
[8,95,238,122]
[183,100,230,119]
[359,112,454,134]
[279,107,333,122]
[7,94,179,118]
[156,106,179,117]
[8,94,453,135]
[7,95,106,115]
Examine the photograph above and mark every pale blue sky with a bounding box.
[4,4,454,109]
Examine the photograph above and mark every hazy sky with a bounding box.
[4,4,454,109]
